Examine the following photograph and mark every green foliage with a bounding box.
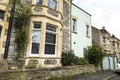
[12,0,31,59]
[61,50,87,66]
[61,50,78,66]
[48,76,72,80]
[76,58,87,65]
[87,45,105,66]
[27,61,37,69]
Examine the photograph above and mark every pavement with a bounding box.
[71,70,117,80]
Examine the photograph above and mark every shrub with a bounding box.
[61,50,78,66]
[27,61,37,68]
[76,58,87,65]
[87,45,105,66]
[61,50,88,66]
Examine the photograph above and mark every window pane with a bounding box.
[31,30,40,54]
[32,30,40,43]
[103,37,106,43]
[46,25,56,32]
[72,19,76,32]
[48,0,57,9]
[46,33,56,43]
[36,0,43,4]
[34,22,41,29]
[31,43,40,54]
[86,25,89,36]
[0,10,5,21]
[45,44,55,54]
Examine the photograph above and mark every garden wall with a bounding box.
[0,65,101,80]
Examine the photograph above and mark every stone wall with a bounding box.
[92,27,100,45]
[0,65,100,80]
[62,0,71,52]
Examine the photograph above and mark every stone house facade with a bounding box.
[92,26,120,70]
[92,26,120,59]
[25,0,71,68]
[0,0,72,68]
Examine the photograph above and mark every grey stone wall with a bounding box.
[92,26,100,45]
[62,0,71,52]
[0,65,100,80]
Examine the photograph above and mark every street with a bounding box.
[71,70,119,80]
[108,75,120,80]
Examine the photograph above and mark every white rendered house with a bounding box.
[71,3,92,57]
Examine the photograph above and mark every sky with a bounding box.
[73,0,120,39]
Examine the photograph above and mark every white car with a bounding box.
[116,60,120,73]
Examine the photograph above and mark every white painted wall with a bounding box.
[71,4,92,57]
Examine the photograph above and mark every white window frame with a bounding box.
[72,18,77,32]
[44,24,57,57]
[30,22,41,56]
[86,25,90,37]
[35,0,43,4]
[48,0,57,10]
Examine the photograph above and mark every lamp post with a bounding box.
[4,0,16,59]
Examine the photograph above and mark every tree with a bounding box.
[13,0,31,59]
[87,45,105,66]
[10,0,31,68]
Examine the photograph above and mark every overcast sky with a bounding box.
[73,0,120,39]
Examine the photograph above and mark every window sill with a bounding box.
[29,54,39,57]
[72,31,78,34]
[86,36,90,38]
[44,54,56,57]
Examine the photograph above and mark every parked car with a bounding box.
[116,60,120,74]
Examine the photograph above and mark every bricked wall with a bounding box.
[0,65,100,80]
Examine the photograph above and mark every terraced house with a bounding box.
[92,26,120,70]
[0,0,72,68]
[25,0,71,68]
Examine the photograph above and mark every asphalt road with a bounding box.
[71,70,116,80]
[109,75,120,80]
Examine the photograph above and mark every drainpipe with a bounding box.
[4,0,16,59]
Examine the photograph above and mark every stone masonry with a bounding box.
[0,65,100,80]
